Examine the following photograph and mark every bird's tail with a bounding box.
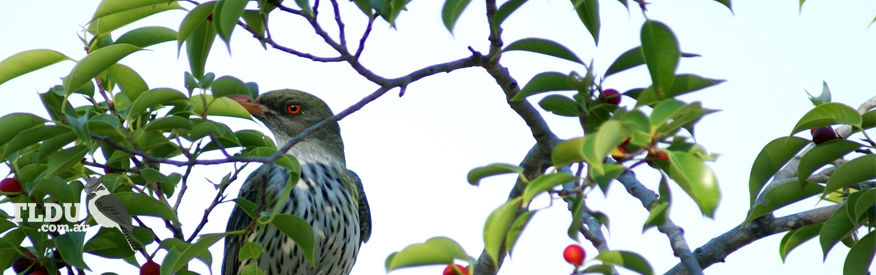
[118,227,140,251]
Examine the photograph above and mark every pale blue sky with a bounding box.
[0,0,874,274]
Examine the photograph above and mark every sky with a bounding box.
[0,0,874,274]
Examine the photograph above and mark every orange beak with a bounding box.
[229,95,271,118]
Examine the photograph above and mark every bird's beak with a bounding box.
[229,95,271,118]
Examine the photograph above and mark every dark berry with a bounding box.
[599,89,621,105]
[810,127,838,145]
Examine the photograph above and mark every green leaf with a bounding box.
[484,197,523,267]
[115,26,177,48]
[0,49,71,86]
[128,88,186,117]
[819,204,857,259]
[597,250,653,275]
[190,120,234,141]
[113,192,179,221]
[797,139,860,183]
[854,189,876,222]
[510,72,574,101]
[844,231,875,275]
[189,94,252,119]
[567,195,585,240]
[805,81,832,106]
[164,233,225,274]
[54,232,88,269]
[643,177,671,232]
[237,242,264,261]
[824,154,876,195]
[570,0,600,44]
[0,113,46,149]
[88,0,181,35]
[748,136,810,205]
[271,214,315,266]
[84,227,153,258]
[184,5,218,79]
[522,173,576,207]
[241,147,300,173]
[539,94,579,117]
[503,38,583,64]
[667,74,723,98]
[745,180,823,224]
[295,0,315,17]
[385,237,472,271]
[211,75,250,98]
[45,145,88,177]
[2,125,70,159]
[442,0,471,33]
[107,63,148,102]
[145,116,193,131]
[216,0,248,44]
[791,102,862,134]
[606,47,699,78]
[505,210,534,257]
[492,0,527,29]
[605,47,645,77]
[714,0,732,11]
[160,238,213,270]
[241,262,267,275]
[31,176,76,203]
[859,110,876,131]
[640,20,680,98]
[666,151,720,217]
[64,44,141,93]
[779,223,822,261]
[178,2,216,49]
[552,122,631,173]
[241,10,267,48]
[232,198,315,265]
[467,163,521,186]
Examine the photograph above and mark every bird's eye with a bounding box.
[286,104,302,115]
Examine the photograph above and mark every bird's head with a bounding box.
[84,177,111,199]
[231,89,345,162]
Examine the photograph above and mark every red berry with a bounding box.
[0,177,22,196]
[810,127,838,145]
[30,268,49,275]
[140,261,160,275]
[442,264,469,275]
[599,89,621,105]
[650,151,669,161]
[563,244,585,266]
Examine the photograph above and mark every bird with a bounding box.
[84,177,139,251]
[223,89,371,275]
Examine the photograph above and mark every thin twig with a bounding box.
[186,163,245,242]
[355,15,376,58]
[329,0,347,48]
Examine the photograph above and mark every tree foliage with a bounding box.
[0,0,873,275]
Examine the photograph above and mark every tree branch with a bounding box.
[664,204,841,274]
[616,171,703,275]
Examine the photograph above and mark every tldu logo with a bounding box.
[10,202,86,233]
[9,177,139,251]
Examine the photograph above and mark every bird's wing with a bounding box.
[347,170,371,243]
[222,165,268,275]
[94,195,134,229]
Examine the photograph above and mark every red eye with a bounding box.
[286,104,302,114]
